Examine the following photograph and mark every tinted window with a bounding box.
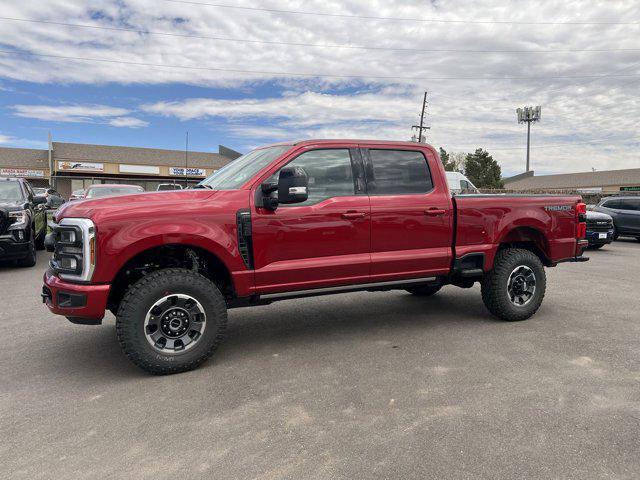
[368,149,433,195]
[277,149,355,206]
[621,199,640,211]
[602,199,621,209]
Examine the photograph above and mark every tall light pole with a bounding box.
[516,106,541,172]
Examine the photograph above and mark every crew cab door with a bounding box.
[251,146,371,293]
[361,146,453,281]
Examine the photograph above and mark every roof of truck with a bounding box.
[262,139,433,148]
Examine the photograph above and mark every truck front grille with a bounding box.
[586,220,613,232]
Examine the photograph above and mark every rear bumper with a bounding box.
[42,269,110,324]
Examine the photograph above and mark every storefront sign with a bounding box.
[0,168,45,178]
[119,164,160,175]
[620,186,640,191]
[169,167,207,177]
[58,161,104,172]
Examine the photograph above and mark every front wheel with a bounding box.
[481,248,546,321]
[116,268,228,375]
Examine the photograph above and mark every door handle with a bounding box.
[424,208,446,216]
[341,211,367,220]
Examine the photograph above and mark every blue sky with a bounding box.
[1,0,638,176]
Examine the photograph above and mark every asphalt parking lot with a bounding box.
[2,241,639,480]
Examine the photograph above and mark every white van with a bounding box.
[445,171,479,194]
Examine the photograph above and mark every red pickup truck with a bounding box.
[43,140,588,374]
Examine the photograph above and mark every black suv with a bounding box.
[0,177,47,267]
[594,196,640,241]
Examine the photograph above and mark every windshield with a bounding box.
[199,145,291,190]
[86,186,144,198]
[0,182,24,202]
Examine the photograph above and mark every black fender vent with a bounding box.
[236,209,254,270]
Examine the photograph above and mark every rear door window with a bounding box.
[366,149,433,195]
[603,199,621,209]
[621,199,640,211]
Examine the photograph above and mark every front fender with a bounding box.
[91,218,244,283]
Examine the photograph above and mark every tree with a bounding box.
[449,152,467,172]
[463,149,504,189]
[438,147,453,171]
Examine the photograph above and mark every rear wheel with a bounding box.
[116,268,227,375]
[481,248,546,321]
[406,284,442,296]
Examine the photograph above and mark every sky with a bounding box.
[0,0,638,177]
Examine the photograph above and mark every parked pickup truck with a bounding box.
[43,140,588,374]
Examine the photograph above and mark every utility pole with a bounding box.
[184,131,189,188]
[412,91,430,143]
[516,106,541,172]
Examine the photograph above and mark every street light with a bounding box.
[516,105,541,172]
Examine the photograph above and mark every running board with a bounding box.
[260,277,438,301]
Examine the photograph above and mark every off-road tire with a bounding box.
[481,248,546,321]
[406,284,442,296]
[116,268,227,375]
[17,232,37,268]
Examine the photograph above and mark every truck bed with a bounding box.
[453,194,583,269]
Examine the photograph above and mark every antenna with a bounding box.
[516,105,541,172]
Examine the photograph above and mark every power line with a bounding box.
[162,0,640,26]
[2,16,640,54]
[2,49,640,82]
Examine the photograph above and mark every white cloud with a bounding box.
[0,0,638,174]
[12,104,130,123]
[108,117,149,128]
[11,104,148,128]
[0,134,15,144]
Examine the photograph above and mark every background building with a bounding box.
[503,169,640,194]
[0,141,241,197]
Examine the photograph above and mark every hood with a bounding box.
[0,200,25,211]
[55,189,219,221]
[586,210,613,221]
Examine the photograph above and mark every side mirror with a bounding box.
[261,167,309,210]
[33,195,47,205]
[278,167,308,204]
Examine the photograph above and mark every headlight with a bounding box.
[50,218,96,282]
[8,210,28,229]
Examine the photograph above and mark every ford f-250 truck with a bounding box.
[43,140,588,374]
